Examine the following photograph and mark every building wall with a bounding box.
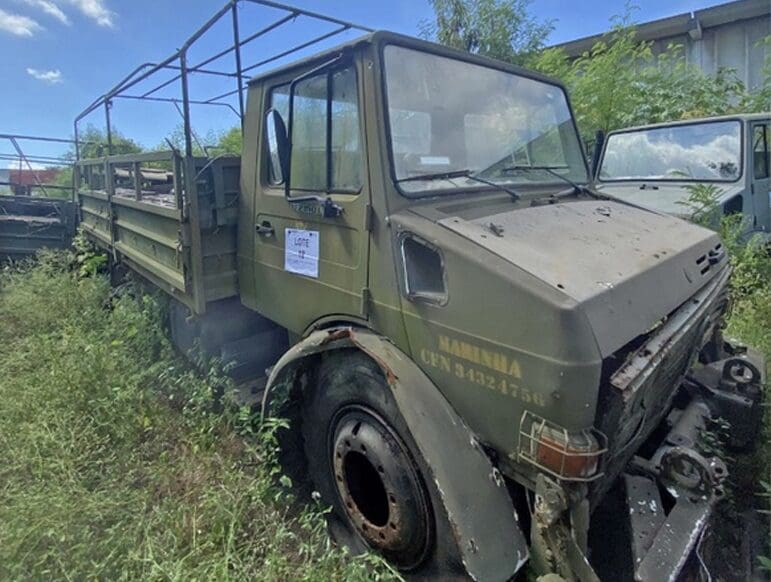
[650,15,769,90]
[553,0,770,92]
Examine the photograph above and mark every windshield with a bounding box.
[599,120,742,182]
[383,45,588,195]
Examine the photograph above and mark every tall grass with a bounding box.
[0,253,397,581]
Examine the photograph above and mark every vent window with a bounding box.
[401,235,447,304]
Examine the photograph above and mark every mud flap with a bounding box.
[262,327,529,582]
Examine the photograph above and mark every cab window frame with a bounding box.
[264,60,363,195]
[753,123,769,180]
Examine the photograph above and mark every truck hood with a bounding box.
[435,199,726,357]
[594,181,744,217]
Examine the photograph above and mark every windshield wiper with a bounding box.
[397,168,521,200]
[501,165,593,196]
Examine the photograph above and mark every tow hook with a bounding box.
[686,352,765,450]
[646,397,728,502]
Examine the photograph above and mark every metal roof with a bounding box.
[552,0,770,57]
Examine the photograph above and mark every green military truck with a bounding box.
[72,3,765,580]
[593,114,771,240]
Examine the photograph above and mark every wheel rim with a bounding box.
[330,405,432,570]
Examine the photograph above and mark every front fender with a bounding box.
[262,327,529,582]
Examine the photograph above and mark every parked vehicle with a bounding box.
[0,134,80,260]
[593,114,771,239]
[0,195,76,261]
[67,3,765,580]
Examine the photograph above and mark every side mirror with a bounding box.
[265,108,289,186]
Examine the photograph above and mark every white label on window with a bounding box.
[284,228,319,278]
[420,156,450,166]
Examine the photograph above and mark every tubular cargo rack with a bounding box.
[74,0,372,314]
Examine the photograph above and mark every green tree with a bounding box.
[215,126,242,155]
[73,125,143,160]
[55,126,143,192]
[156,125,242,157]
[420,0,553,65]
[529,7,765,141]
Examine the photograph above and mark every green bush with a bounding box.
[529,7,769,141]
[0,253,398,581]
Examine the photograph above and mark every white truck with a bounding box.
[593,113,771,240]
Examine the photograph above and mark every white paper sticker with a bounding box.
[284,228,319,278]
[420,155,451,166]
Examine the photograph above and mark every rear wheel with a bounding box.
[301,350,464,578]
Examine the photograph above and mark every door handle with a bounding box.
[256,222,275,237]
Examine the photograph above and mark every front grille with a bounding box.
[590,270,729,503]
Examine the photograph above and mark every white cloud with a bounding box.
[27,67,63,83]
[21,0,70,25]
[65,0,114,27]
[0,8,43,36]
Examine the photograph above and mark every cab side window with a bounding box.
[753,124,769,180]
[268,64,362,193]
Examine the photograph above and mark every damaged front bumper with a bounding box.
[532,349,766,582]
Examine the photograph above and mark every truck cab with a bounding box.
[593,114,771,239]
[73,25,766,582]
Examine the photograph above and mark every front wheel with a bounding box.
[301,351,465,578]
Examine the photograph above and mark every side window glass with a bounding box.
[291,73,328,191]
[266,64,362,193]
[330,67,361,191]
[753,124,769,180]
[269,85,290,185]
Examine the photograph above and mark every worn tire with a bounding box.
[301,350,465,579]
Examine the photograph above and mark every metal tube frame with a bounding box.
[0,134,94,200]
[73,0,372,161]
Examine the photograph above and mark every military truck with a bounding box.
[71,2,765,580]
[593,114,771,239]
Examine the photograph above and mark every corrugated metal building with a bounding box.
[552,0,770,92]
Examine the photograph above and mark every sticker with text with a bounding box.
[284,228,319,278]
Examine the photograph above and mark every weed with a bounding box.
[0,253,399,581]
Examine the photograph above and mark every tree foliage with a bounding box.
[54,126,143,192]
[420,0,553,65]
[215,126,243,155]
[73,125,143,160]
[529,6,769,140]
[157,125,242,156]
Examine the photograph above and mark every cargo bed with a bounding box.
[75,151,241,314]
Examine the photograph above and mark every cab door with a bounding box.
[750,121,771,233]
[251,58,371,335]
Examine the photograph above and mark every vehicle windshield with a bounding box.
[599,120,742,182]
[383,45,588,195]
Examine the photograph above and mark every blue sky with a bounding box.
[0,0,720,165]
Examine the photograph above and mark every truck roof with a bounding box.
[247,29,570,92]
[606,112,771,135]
